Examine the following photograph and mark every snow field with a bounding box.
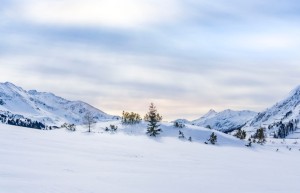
[1,123,300,193]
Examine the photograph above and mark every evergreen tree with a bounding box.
[208,132,217,145]
[144,103,162,137]
[205,125,212,129]
[254,127,266,145]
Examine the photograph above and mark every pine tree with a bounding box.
[205,125,212,129]
[144,103,162,137]
[254,127,266,145]
[208,132,217,145]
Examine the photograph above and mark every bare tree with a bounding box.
[83,111,96,132]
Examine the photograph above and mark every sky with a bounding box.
[1,0,300,120]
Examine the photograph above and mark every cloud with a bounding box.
[6,0,183,29]
[1,0,300,120]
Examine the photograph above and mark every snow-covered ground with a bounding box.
[1,123,300,193]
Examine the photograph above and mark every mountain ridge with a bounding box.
[0,82,117,126]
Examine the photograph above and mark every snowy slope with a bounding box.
[0,82,117,125]
[1,123,300,193]
[192,109,257,132]
[243,86,300,137]
[249,86,300,127]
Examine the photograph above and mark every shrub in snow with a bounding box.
[105,124,118,133]
[144,103,162,137]
[61,123,76,131]
[174,121,185,128]
[121,111,142,125]
[188,136,192,142]
[245,138,252,147]
[178,130,185,139]
[207,132,217,145]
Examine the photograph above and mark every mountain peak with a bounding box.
[0,82,25,94]
[288,85,300,98]
[208,109,217,113]
[202,109,217,118]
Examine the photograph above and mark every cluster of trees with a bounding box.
[105,124,118,133]
[273,119,299,138]
[234,129,247,140]
[80,103,164,136]
[121,111,142,125]
[251,127,266,145]
[0,113,45,129]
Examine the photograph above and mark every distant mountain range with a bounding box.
[175,109,257,133]
[1,82,300,138]
[0,82,117,127]
[191,109,257,133]
[175,85,300,136]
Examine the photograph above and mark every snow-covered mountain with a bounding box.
[192,109,257,132]
[249,86,300,127]
[243,86,300,138]
[0,82,117,126]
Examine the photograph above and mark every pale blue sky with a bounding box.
[1,0,300,120]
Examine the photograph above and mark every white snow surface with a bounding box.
[1,122,300,193]
[0,82,116,125]
[192,109,257,132]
